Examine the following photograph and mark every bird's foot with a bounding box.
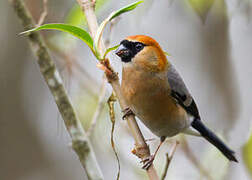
[122,107,134,120]
[141,155,155,170]
[140,136,166,170]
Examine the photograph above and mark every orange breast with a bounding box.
[121,67,188,137]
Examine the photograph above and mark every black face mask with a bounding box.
[115,40,145,63]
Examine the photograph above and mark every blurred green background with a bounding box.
[1,0,252,179]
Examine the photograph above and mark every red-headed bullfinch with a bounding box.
[115,35,237,169]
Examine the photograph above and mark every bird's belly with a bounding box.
[129,90,190,137]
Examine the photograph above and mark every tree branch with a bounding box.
[161,141,179,180]
[76,0,159,179]
[9,0,103,179]
[87,17,119,137]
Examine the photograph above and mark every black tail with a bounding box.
[191,119,238,162]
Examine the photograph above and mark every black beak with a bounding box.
[115,44,130,58]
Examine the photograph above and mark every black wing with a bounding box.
[167,65,200,119]
[167,65,238,162]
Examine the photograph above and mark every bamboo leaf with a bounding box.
[94,1,143,59]
[103,44,120,59]
[108,0,144,21]
[20,23,97,57]
[94,19,108,59]
[53,0,111,51]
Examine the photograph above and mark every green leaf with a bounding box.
[94,19,108,59]
[108,0,144,21]
[188,0,214,23]
[50,0,111,52]
[20,23,98,57]
[94,1,144,59]
[243,132,252,177]
[103,44,120,59]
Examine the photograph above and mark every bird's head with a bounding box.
[115,35,168,72]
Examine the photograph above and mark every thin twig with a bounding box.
[75,1,159,179]
[87,16,120,137]
[161,141,179,180]
[9,0,103,179]
[107,92,121,180]
[180,136,213,180]
[37,0,48,26]
[87,75,107,136]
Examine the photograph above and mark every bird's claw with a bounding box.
[141,155,155,170]
[122,107,134,120]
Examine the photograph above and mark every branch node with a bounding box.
[81,0,95,12]
[100,59,118,82]
[132,144,150,160]
[161,140,179,180]
[72,139,90,160]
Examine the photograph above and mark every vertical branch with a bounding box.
[9,0,104,179]
[87,17,120,137]
[76,0,159,179]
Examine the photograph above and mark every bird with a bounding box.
[115,35,238,169]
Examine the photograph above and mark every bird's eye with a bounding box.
[135,43,144,51]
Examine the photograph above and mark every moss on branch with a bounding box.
[10,0,103,179]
